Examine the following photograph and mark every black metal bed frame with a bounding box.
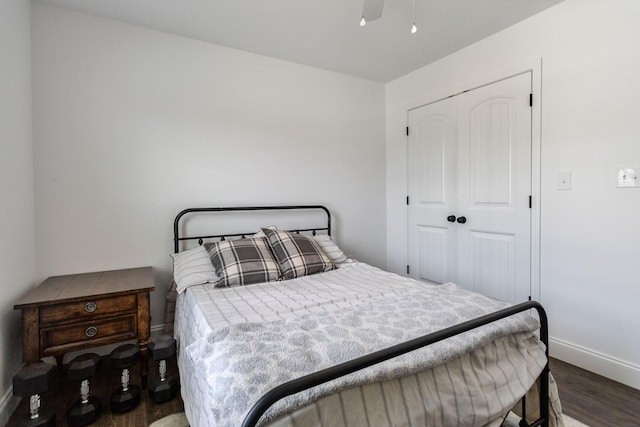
[174,205,331,253]
[173,205,550,427]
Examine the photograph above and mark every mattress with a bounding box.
[174,262,550,427]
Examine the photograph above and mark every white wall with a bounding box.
[31,3,387,330]
[0,0,35,422]
[386,0,640,388]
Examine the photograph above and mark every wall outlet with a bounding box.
[616,166,639,188]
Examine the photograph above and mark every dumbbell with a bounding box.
[66,353,102,426]
[12,362,56,427]
[148,335,178,403]
[109,343,141,413]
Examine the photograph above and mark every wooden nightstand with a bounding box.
[14,267,155,387]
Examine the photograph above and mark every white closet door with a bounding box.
[407,72,532,303]
[456,72,532,303]
[407,96,457,284]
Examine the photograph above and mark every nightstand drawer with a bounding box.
[41,315,137,355]
[40,295,137,324]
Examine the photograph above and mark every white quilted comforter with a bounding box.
[174,262,553,427]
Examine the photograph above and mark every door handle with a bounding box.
[447,215,456,223]
[456,216,467,224]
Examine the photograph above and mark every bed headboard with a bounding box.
[173,205,331,253]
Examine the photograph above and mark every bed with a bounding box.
[169,205,562,427]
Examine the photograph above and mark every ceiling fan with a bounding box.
[360,0,385,25]
[360,0,418,33]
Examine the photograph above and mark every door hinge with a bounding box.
[406,265,410,274]
[529,93,533,107]
[529,195,532,209]
[406,126,409,136]
[528,295,532,301]
[406,196,409,205]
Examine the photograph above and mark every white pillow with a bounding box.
[171,246,218,294]
[312,235,348,264]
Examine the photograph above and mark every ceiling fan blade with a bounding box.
[362,0,385,22]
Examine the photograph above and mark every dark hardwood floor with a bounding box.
[7,357,640,426]
[550,358,640,427]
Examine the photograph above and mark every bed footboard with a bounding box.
[241,300,550,427]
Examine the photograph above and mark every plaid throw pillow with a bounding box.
[262,228,335,280]
[204,238,281,287]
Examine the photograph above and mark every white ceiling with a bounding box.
[38,0,565,83]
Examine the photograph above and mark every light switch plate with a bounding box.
[557,171,572,190]
[616,166,639,188]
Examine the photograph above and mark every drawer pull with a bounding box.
[84,301,97,313]
[85,326,98,337]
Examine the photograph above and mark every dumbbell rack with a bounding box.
[6,351,183,426]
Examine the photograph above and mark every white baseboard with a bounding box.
[550,336,640,390]
[151,324,167,336]
[0,387,19,426]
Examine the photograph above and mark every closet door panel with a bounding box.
[407,98,457,284]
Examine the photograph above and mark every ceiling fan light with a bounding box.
[360,16,367,27]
